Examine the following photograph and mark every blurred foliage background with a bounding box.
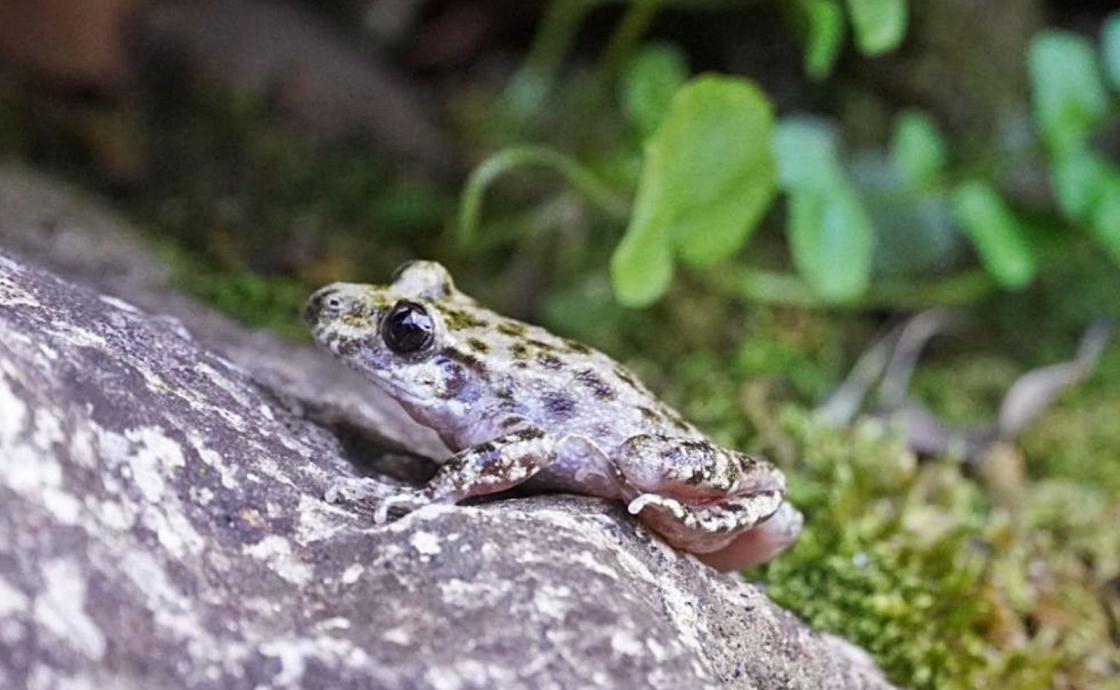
[1,1,1119,688]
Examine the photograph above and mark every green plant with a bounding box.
[458,5,1120,310]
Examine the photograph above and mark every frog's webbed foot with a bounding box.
[626,489,785,537]
[613,434,800,568]
[613,434,785,501]
[627,491,802,568]
[324,476,432,524]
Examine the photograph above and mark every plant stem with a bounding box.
[598,0,664,83]
[457,146,631,246]
[505,0,603,115]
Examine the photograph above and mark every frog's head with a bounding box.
[304,261,488,420]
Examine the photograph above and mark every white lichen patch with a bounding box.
[119,550,208,642]
[437,579,504,609]
[340,563,364,585]
[0,574,29,617]
[147,506,206,559]
[49,319,108,351]
[409,531,442,557]
[0,376,85,529]
[532,584,572,620]
[0,370,31,456]
[243,536,314,586]
[33,559,106,661]
[295,494,350,545]
[611,629,644,657]
[189,434,240,490]
[381,627,411,646]
[257,635,375,689]
[122,426,186,503]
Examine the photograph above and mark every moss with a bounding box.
[751,407,1120,690]
[158,244,311,340]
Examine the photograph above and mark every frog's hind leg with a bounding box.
[612,434,784,502]
[611,434,800,568]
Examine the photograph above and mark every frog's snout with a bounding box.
[303,285,334,327]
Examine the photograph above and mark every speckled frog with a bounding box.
[304,261,802,569]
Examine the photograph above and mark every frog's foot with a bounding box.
[696,502,804,571]
[614,434,785,502]
[626,489,796,567]
[324,476,431,525]
[371,490,437,524]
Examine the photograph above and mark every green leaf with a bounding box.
[951,181,1035,288]
[622,43,689,140]
[1051,150,1111,222]
[787,189,874,301]
[1029,31,1109,154]
[773,118,873,301]
[1103,12,1120,92]
[791,0,846,80]
[610,148,675,306]
[772,118,844,195]
[1089,169,1120,266]
[892,111,947,189]
[625,75,777,272]
[845,0,907,55]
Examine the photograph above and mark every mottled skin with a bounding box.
[304,262,802,569]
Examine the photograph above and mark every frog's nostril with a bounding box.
[304,287,334,324]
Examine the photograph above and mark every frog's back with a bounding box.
[433,299,703,450]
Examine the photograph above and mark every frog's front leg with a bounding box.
[611,434,801,565]
[330,424,558,523]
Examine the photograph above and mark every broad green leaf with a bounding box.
[787,189,874,301]
[792,0,846,80]
[951,181,1035,288]
[610,146,674,306]
[892,111,947,189]
[772,118,844,195]
[1051,150,1111,221]
[1090,168,1120,266]
[1103,12,1120,92]
[1029,31,1109,154]
[773,118,873,301]
[622,43,689,140]
[845,0,907,55]
[624,75,777,271]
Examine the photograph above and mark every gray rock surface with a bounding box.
[0,167,896,690]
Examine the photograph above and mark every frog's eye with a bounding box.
[381,300,435,354]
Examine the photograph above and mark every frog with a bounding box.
[303,261,802,570]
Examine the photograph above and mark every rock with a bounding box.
[0,168,896,689]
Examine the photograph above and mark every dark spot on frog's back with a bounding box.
[537,353,564,370]
[576,368,616,400]
[441,348,490,378]
[443,307,487,330]
[527,338,558,353]
[564,339,592,354]
[498,322,527,337]
[543,391,577,421]
[613,365,642,391]
[509,342,529,360]
[466,337,491,354]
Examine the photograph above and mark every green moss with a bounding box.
[158,244,311,340]
[751,407,1120,690]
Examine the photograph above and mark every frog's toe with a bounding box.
[696,502,804,571]
[325,475,393,505]
[373,490,432,524]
